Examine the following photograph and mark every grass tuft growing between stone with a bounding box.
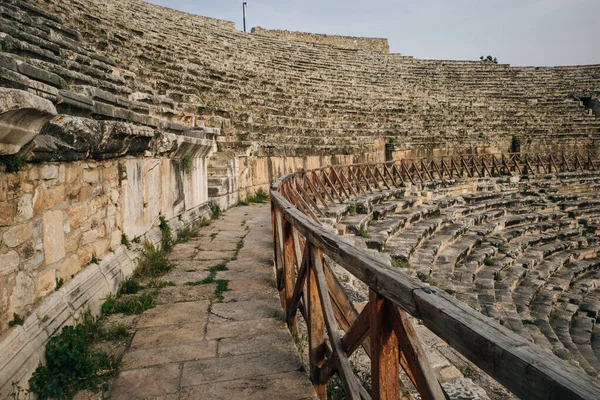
[134,242,175,278]
[246,188,269,204]
[8,313,24,327]
[417,272,438,286]
[29,310,125,400]
[347,203,357,216]
[186,263,230,301]
[102,293,156,315]
[356,227,370,238]
[147,279,176,289]
[457,363,477,379]
[121,233,131,249]
[118,276,141,295]
[0,154,27,173]
[229,240,244,261]
[159,215,174,252]
[76,311,130,342]
[181,154,193,174]
[177,225,200,243]
[391,258,410,269]
[209,201,222,219]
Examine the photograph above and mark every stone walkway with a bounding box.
[109,204,316,400]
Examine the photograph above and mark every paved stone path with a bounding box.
[110,204,316,400]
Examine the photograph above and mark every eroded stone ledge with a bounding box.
[0,88,57,155]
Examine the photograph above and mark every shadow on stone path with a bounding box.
[109,204,316,399]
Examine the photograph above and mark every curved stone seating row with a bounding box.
[6,0,597,156]
[0,0,210,141]
[330,175,600,378]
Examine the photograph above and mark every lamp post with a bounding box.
[243,2,247,33]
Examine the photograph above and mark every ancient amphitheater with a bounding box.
[1,0,600,399]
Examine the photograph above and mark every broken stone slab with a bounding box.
[30,116,158,161]
[0,88,57,155]
[179,371,317,400]
[121,341,217,370]
[180,349,304,387]
[109,363,180,399]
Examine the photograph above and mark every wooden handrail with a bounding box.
[270,151,600,400]
[274,151,599,219]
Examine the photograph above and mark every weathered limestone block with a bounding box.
[36,268,56,298]
[0,202,16,226]
[39,164,58,180]
[35,291,72,339]
[67,203,88,229]
[15,193,33,222]
[0,316,47,399]
[9,272,35,315]
[32,116,155,162]
[0,250,20,276]
[0,88,57,155]
[59,254,81,280]
[120,135,213,238]
[3,221,32,248]
[63,263,108,314]
[41,184,65,209]
[93,238,111,257]
[42,209,65,265]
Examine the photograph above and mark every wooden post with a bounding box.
[271,198,278,274]
[390,306,445,400]
[370,290,401,400]
[274,208,286,296]
[283,221,298,335]
[308,249,327,399]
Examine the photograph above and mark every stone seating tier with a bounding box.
[2,0,598,156]
[331,173,600,379]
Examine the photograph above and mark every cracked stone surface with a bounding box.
[109,204,316,399]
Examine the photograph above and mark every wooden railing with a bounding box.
[270,151,600,400]
[278,151,599,220]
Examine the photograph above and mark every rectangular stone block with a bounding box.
[63,263,108,313]
[67,203,88,229]
[180,350,303,386]
[122,341,217,370]
[110,363,180,399]
[179,372,316,400]
[42,209,65,265]
[3,222,33,248]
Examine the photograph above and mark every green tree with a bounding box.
[480,55,498,64]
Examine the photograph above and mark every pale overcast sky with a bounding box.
[146,0,599,66]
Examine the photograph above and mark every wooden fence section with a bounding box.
[279,151,599,219]
[270,151,600,400]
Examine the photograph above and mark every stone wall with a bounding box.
[209,146,385,210]
[0,148,213,395]
[239,152,385,199]
[251,26,390,53]
[386,134,600,162]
